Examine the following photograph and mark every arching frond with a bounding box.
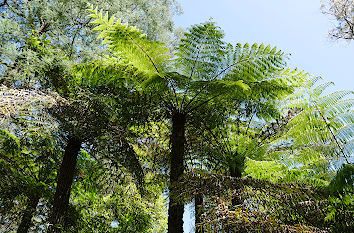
[317,90,354,108]
[282,78,354,165]
[87,4,170,76]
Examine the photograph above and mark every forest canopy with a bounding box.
[0,0,353,233]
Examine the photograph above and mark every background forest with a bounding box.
[0,0,353,233]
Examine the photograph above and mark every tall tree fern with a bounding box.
[84,5,307,232]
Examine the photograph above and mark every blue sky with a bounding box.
[174,0,353,92]
[174,0,353,232]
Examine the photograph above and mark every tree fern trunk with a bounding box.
[168,112,186,233]
[195,194,204,233]
[229,166,242,206]
[17,195,40,233]
[49,137,82,232]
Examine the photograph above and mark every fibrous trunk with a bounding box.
[168,112,186,233]
[17,195,40,233]
[230,165,243,206]
[49,137,82,232]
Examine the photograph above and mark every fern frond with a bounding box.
[74,58,147,88]
[225,43,287,82]
[175,21,226,80]
[281,77,354,165]
[336,124,354,142]
[87,4,170,77]
[332,111,354,126]
[312,81,334,97]
[316,90,354,108]
[325,100,354,118]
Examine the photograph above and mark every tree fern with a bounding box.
[83,7,312,232]
[282,77,354,164]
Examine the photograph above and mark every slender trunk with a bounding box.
[194,194,204,233]
[17,195,40,233]
[229,165,242,206]
[168,112,186,233]
[49,137,82,232]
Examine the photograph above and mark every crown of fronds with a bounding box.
[84,6,306,113]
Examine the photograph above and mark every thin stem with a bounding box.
[184,57,252,110]
[317,106,350,163]
[126,34,160,75]
[186,93,222,114]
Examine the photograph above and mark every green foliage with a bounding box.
[329,164,354,193]
[69,152,167,233]
[0,0,181,87]
[88,4,170,75]
[0,125,62,231]
[1,2,352,232]
[324,164,354,232]
[280,77,354,168]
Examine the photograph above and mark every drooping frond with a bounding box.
[281,78,354,164]
[74,58,148,89]
[91,128,145,190]
[178,169,331,232]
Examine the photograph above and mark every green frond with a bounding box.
[312,81,335,97]
[226,43,287,82]
[279,77,353,167]
[336,124,354,142]
[0,130,20,155]
[326,100,354,118]
[87,5,170,77]
[306,76,324,88]
[74,58,147,88]
[174,21,226,80]
[244,158,287,182]
[203,79,250,95]
[344,140,354,156]
[273,68,309,87]
[328,164,354,193]
[317,90,354,109]
[140,74,169,91]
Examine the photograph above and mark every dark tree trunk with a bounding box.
[229,165,242,178]
[17,195,40,233]
[49,137,82,232]
[194,194,204,233]
[230,165,243,206]
[168,112,186,233]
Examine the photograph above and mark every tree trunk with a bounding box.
[17,195,40,233]
[194,194,204,233]
[229,165,243,206]
[168,112,186,233]
[49,137,82,232]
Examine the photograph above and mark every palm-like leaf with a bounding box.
[282,77,354,164]
[87,4,170,77]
